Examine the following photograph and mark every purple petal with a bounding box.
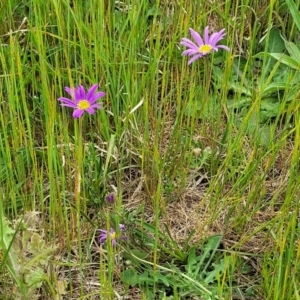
[79,85,86,99]
[86,84,99,100]
[73,86,80,100]
[99,236,107,243]
[64,87,75,97]
[119,224,125,231]
[112,239,117,247]
[74,85,85,101]
[73,109,84,118]
[215,28,226,37]
[180,38,199,49]
[99,230,108,243]
[209,29,226,46]
[59,103,78,108]
[90,103,102,109]
[189,28,203,46]
[216,45,230,51]
[180,43,198,51]
[57,97,77,107]
[182,49,199,56]
[208,32,222,46]
[204,26,210,44]
[88,92,106,104]
[86,107,95,115]
[188,54,203,65]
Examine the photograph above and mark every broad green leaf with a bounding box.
[203,235,223,253]
[186,235,223,279]
[245,111,273,145]
[147,6,162,17]
[213,61,252,95]
[272,64,291,83]
[154,272,170,286]
[260,110,277,122]
[0,216,22,288]
[232,56,248,77]
[267,28,285,53]
[139,271,153,283]
[262,28,285,76]
[284,40,300,62]
[267,53,300,70]
[290,70,300,84]
[186,247,197,274]
[261,82,288,96]
[123,249,151,268]
[286,0,300,31]
[229,82,253,96]
[260,98,280,122]
[120,269,139,286]
[24,267,44,291]
[200,235,223,276]
[204,259,226,284]
[0,217,15,247]
[129,249,149,260]
[261,99,280,112]
[246,111,260,134]
[258,126,272,146]
[286,86,300,102]
[227,97,252,109]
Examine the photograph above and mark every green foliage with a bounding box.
[0,212,56,298]
[286,0,300,31]
[0,0,300,299]
[213,27,299,145]
[121,234,254,299]
[82,142,105,205]
[128,218,188,262]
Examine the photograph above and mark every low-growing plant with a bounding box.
[213,27,300,145]
[0,211,57,299]
[120,232,255,299]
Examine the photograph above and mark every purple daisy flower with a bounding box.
[58,84,105,118]
[98,224,126,247]
[180,26,230,65]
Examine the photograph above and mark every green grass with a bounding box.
[0,0,300,299]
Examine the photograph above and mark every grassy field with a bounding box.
[0,0,300,299]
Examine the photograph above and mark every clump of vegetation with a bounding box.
[0,0,299,299]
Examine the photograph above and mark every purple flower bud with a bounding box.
[106,194,115,203]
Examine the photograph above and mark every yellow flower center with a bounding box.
[110,232,116,239]
[77,100,90,110]
[199,44,212,54]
